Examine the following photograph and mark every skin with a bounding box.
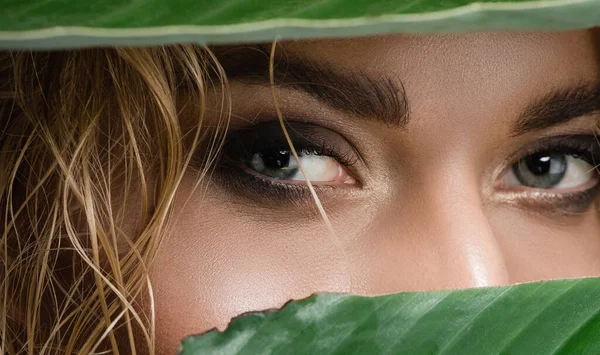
[142,30,600,353]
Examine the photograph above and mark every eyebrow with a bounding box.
[512,82,600,136]
[214,46,410,128]
[214,47,600,136]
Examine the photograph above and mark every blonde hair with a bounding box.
[0,45,231,354]
[0,40,346,354]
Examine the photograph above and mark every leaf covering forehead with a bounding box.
[1,0,600,49]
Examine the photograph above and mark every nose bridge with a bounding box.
[430,198,508,288]
[420,172,509,289]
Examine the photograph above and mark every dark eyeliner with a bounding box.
[212,121,360,204]
[500,134,600,214]
[513,134,600,167]
[221,122,358,167]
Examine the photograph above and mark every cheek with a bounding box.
[148,186,350,353]
[145,178,600,353]
[490,207,600,282]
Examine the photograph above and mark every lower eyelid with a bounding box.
[496,174,599,196]
[498,174,599,193]
[492,181,600,215]
[239,163,356,187]
[493,155,600,213]
[496,135,600,190]
[214,164,350,209]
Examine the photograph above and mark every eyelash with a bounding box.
[213,123,359,203]
[212,123,600,211]
[239,144,356,168]
[497,134,600,212]
[511,135,600,167]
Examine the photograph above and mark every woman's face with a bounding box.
[146,30,600,352]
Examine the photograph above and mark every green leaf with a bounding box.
[1,0,600,49]
[179,277,600,355]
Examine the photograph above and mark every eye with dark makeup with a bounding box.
[211,118,600,213]
[212,121,361,203]
[497,134,600,212]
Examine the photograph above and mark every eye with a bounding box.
[499,136,600,192]
[510,152,596,189]
[245,149,356,185]
[215,122,361,193]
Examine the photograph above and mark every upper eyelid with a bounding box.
[490,134,599,188]
[504,135,599,164]
[224,121,361,163]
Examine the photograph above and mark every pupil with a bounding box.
[513,151,567,188]
[262,151,290,169]
[525,153,552,175]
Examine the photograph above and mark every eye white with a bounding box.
[556,156,597,188]
[288,154,343,182]
[503,155,597,189]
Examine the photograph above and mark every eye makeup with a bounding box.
[210,121,362,205]
[496,134,600,214]
[196,100,600,216]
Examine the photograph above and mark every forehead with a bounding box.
[285,31,599,66]
[210,31,600,147]
[263,31,599,153]
[283,30,600,89]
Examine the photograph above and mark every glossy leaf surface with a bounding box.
[180,278,600,355]
[1,0,600,48]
